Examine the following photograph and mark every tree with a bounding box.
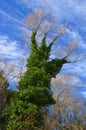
[5,9,84,130]
[0,59,15,112]
[0,59,17,130]
[0,70,9,130]
[42,74,86,130]
[0,70,9,111]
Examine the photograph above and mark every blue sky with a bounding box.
[0,0,86,97]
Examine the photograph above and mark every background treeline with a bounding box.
[0,71,86,130]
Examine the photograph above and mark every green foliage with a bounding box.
[6,101,42,130]
[0,89,18,130]
[5,29,68,129]
[19,87,55,106]
[0,70,9,129]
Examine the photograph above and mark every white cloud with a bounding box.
[19,0,86,32]
[66,28,86,50]
[62,60,86,78]
[0,35,24,58]
[81,92,86,98]
[16,1,85,32]
[0,35,27,81]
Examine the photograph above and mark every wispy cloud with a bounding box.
[62,61,86,77]
[0,10,21,24]
[0,35,27,82]
[0,35,24,58]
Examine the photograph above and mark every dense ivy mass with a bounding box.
[6,30,67,129]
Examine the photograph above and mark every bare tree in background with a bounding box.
[0,58,16,129]
[0,58,14,110]
[24,9,86,63]
[42,74,86,130]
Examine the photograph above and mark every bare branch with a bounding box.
[48,24,67,48]
[64,40,79,59]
